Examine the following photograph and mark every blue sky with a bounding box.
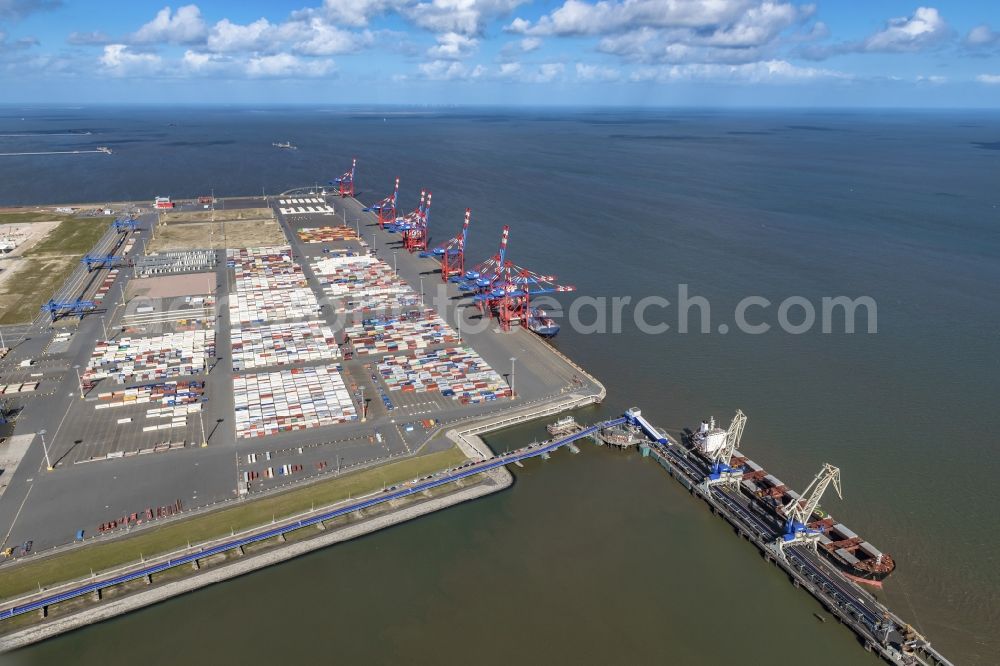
[2,0,1000,105]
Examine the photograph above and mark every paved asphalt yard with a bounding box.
[0,190,599,564]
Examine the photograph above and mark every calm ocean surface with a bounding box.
[1,107,998,665]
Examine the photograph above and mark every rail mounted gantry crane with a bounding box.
[420,208,470,281]
[81,254,134,272]
[112,217,138,233]
[42,299,97,320]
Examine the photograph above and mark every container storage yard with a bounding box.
[228,288,320,324]
[231,320,341,371]
[377,346,509,404]
[344,310,459,356]
[233,364,357,439]
[296,226,358,243]
[228,246,309,292]
[228,246,321,324]
[312,254,420,314]
[83,330,216,384]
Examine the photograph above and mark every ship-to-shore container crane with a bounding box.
[364,177,399,229]
[474,263,575,332]
[330,158,356,197]
[420,208,470,281]
[457,225,509,291]
[402,192,431,252]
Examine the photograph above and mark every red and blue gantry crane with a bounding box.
[387,189,425,234]
[457,224,509,291]
[402,191,430,252]
[330,157,356,197]
[365,177,399,229]
[457,225,573,335]
[474,264,575,333]
[420,207,470,281]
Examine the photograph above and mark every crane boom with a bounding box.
[711,409,747,465]
[785,463,842,526]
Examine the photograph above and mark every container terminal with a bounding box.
[0,159,953,663]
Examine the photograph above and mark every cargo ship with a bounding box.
[272,141,297,150]
[527,307,560,337]
[688,418,896,586]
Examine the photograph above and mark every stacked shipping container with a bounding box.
[84,330,216,384]
[345,310,458,356]
[233,365,357,438]
[231,320,341,370]
[377,347,509,404]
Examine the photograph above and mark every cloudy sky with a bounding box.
[2,0,1000,105]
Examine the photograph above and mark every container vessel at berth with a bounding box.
[527,307,560,337]
[689,418,896,586]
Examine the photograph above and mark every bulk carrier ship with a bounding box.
[689,417,896,586]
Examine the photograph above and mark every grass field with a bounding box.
[0,446,468,602]
[0,216,108,325]
[0,212,74,225]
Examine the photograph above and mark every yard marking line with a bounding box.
[47,385,79,466]
[1,483,34,551]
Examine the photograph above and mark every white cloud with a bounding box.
[497,61,521,77]
[976,74,1000,85]
[246,52,335,77]
[575,62,621,81]
[535,62,565,82]
[916,74,945,84]
[800,7,951,60]
[207,18,272,52]
[280,18,372,55]
[702,1,800,48]
[520,37,542,52]
[205,16,372,56]
[629,59,848,84]
[418,58,486,80]
[509,1,812,67]
[313,0,402,28]
[426,31,478,59]
[99,44,163,76]
[132,5,207,44]
[499,35,541,60]
[0,29,37,51]
[67,30,112,46]
[965,24,998,48]
[180,49,234,75]
[494,61,565,82]
[406,0,526,36]
[598,27,768,64]
[0,0,61,22]
[862,6,948,53]
[508,0,756,37]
